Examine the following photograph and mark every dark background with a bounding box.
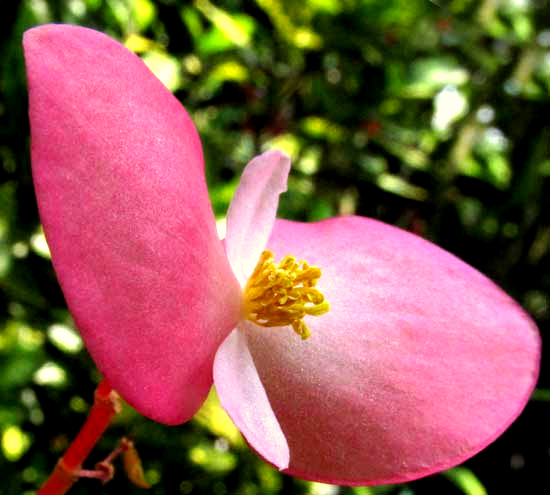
[0,0,548,494]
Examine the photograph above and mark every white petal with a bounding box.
[225,150,290,285]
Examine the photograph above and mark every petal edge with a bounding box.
[244,216,540,484]
[214,328,290,470]
[25,24,242,424]
[225,150,290,284]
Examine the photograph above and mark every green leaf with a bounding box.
[442,467,487,495]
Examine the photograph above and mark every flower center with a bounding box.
[243,250,330,340]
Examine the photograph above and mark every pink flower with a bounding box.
[24,24,540,486]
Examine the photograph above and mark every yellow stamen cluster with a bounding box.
[243,250,330,340]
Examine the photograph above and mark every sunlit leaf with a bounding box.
[194,0,254,48]
[402,57,469,98]
[193,388,243,447]
[188,442,237,473]
[131,0,156,31]
[377,173,428,201]
[141,51,182,92]
[442,466,487,495]
[2,425,32,461]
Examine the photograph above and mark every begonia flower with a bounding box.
[24,24,540,486]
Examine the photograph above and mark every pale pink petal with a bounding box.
[242,216,540,485]
[24,25,242,424]
[214,329,290,469]
[225,151,290,284]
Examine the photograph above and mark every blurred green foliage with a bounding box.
[0,0,549,494]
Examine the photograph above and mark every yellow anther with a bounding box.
[243,250,330,340]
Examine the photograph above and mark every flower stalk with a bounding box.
[37,380,121,495]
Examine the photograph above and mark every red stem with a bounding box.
[37,379,121,495]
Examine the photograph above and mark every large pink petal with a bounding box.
[225,151,290,285]
[24,24,242,424]
[243,216,540,484]
[214,329,289,469]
